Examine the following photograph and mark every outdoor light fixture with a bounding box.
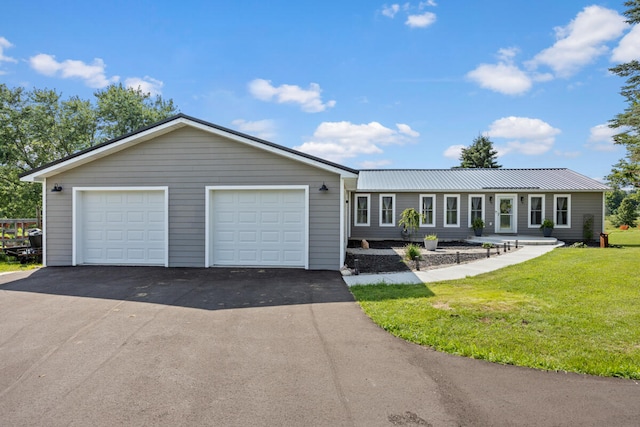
[319,182,329,192]
[489,196,493,203]
[521,196,525,203]
[51,184,63,192]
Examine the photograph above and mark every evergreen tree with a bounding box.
[607,0,640,188]
[458,135,501,168]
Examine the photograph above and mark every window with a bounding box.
[528,195,545,228]
[419,194,436,227]
[444,194,460,227]
[379,194,395,227]
[354,194,370,226]
[554,195,571,228]
[468,195,484,227]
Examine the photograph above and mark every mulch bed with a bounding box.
[345,240,491,274]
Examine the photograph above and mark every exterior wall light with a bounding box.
[51,184,63,192]
[319,182,329,192]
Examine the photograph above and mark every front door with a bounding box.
[495,195,517,233]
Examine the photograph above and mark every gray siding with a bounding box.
[350,191,604,242]
[45,127,342,269]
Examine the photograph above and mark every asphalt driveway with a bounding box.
[0,267,639,426]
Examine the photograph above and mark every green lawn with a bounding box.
[351,246,640,379]
[606,225,640,246]
[0,258,40,273]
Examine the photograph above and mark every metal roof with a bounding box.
[357,169,610,192]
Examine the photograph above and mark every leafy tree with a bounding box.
[0,84,178,218]
[95,83,177,141]
[458,135,501,168]
[605,188,628,215]
[607,1,640,188]
[616,196,638,227]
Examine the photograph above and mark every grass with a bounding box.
[0,255,40,273]
[606,223,640,246]
[351,246,640,379]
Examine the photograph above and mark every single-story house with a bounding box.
[20,114,610,270]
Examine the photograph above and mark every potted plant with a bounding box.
[424,233,438,251]
[471,217,485,237]
[398,208,423,240]
[540,219,554,237]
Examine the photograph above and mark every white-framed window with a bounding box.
[419,194,436,227]
[379,194,396,227]
[354,194,370,226]
[468,194,485,227]
[528,195,545,228]
[444,194,460,227]
[554,194,571,228]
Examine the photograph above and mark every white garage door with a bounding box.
[210,189,307,267]
[77,190,167,266]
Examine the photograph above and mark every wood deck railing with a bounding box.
[0,219,41,249]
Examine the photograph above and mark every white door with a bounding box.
[77,190,167,265]
[210,189,307,267]
[495,195,517,233]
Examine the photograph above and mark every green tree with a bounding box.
[0,84,178,218]
[607,1,640,189]
[95,83,177,140]
[605,188,628,215]
[458,135,501,168]
[616,196,638,227]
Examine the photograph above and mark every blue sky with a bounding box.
[2,1,639,181]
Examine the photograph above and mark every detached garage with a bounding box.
[20,114,359,270]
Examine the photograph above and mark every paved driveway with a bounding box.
[1,267,639,426]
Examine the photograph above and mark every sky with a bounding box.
[2,1,639,181]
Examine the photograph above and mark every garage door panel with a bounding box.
[211,189,306,267]
[78,190,166,266]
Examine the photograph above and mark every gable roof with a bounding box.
[20,113,359,182]
[357,169,610,192]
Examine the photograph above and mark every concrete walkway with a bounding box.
[343,243,563,286]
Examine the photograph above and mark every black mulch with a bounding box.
[345,240,490,274]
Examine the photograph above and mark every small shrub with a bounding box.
[570,242,588,248]
[404,243,422,260]
[481,242,495,249]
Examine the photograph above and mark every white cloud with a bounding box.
[125,76,163,96]
[0,37,17,64]
[293,121,419,163]
[405,12,436,28]
[487,116,561,155]
[553,150,582,158]
[248,78,336,113]
[443,144,465,160]
[360,159,392,169]
[419,1,437,8]
[528,6,627,77]
[29,53,119,88]
[231,119,277,140]
[586,123,623,151]
[382,4,400,18]
[611,24,640,63]
[467,62,532,95]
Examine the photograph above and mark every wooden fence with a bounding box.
[0,218,41,249]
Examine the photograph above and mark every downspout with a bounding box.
[339,177,345,269]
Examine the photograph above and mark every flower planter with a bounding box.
[473,228,483,237]
[542,227,553,237]
[424,239,438,251]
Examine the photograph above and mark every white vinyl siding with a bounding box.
[555,194,571,228]
[354,194,371,226]
[444,194,460,227]
[379,194,395,227]
[468,195,484,227]
[528,195,545,228]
